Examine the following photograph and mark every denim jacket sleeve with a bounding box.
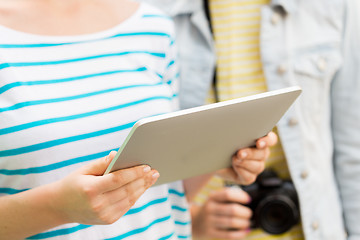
[332,1,360,239]
[261,0,359,239]
[138,0,216,109]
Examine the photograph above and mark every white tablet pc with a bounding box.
[104,86,301,186]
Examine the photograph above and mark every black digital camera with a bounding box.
[240,169,300,234]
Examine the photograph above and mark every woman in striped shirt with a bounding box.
[0,0,276,239]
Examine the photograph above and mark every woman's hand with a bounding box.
[217,131,278,185]
[51,151,159,225]
[0,151,160,240]
[192,187,252,239]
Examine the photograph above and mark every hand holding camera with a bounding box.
[191,186,253,239]
[191,169,300,239]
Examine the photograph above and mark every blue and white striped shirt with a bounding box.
[0,3,190,240]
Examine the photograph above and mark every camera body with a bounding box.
[241,169,300,234]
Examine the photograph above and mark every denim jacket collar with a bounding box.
[270,0,298,14]
[148,0,202,17]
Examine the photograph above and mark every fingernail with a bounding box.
[245,228,251,233]
[259,141,266,148]
[143,165,151,173]
[247,196,252,204]
[241,151,248,159]
[152,171,160,179]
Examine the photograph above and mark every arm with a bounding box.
[0,151,159,240]
[332,1,360,239]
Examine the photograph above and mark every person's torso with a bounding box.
[202,0,304,239]
[0,3,190,239]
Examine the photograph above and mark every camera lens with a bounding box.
[255,195,300,234]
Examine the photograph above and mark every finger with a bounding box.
[233,159,266,175]
[105,175,158,216]
[209,214,251,230]
[216,168,244,185]
[235,147,270,163]
[78,151,118,175]
[97,165,158,192]
[234,167,259,185]
[95,182,153,225]
[207,228,250,240]
[104,170,159,205]
[209,187,251,205]
[206,201,252,219]
[256,131,278,149]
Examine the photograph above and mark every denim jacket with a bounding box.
[142,0,360,239]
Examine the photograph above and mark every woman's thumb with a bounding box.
[79,151,117,176]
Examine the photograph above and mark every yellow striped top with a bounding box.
[193,0,304,239]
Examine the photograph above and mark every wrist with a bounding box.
[38,181,70,226]
[44,179,72,225]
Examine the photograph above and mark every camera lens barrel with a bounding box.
[255,194,300,234]
[239,169,300,235]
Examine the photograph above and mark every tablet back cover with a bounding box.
[105,86,301,186]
